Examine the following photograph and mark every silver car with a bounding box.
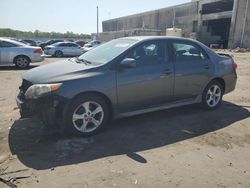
[44,42,83,57]
[0,38,44,68]
[82,40,102,53]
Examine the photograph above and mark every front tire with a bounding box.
[201,80,224,110]
[63,94,110,136]
[14,56,30,68]
[55,50,63,57]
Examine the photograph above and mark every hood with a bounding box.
[23,59,100,84]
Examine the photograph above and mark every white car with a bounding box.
[82,40,102,53]
[0,38,44,68]
[44,42,83,57]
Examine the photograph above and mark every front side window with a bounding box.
[126,40,167,66]
[58,43,68,47]
[69,43,78,47]
[172,41,208,62]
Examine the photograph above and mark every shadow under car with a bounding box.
[8,102,250,170]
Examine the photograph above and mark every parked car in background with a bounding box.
[44,42,83,57]
[20,39,38,46]
[16,36,237,136]
[36,40,43,45]
[39,39,64,50]
[82,40,101,53]
[209,39,228,49]
[75,40,87,47]
[0,38,44,68]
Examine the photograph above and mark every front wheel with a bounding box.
[55,50,63,57]
[201,81,224,110]
[63,94,110,136]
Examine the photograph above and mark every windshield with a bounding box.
[78,38,138,65]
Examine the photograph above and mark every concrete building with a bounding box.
[97,0,250,48]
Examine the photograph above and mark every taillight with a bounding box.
[232,62,238,70]
[34,48,42,54]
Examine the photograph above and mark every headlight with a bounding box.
[25,83,62,99]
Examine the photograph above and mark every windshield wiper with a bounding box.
[71,57,90,65]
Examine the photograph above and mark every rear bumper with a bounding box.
[224,74,237,94]
[30,54,45,63]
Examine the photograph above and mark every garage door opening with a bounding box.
[203,18,231,49]
[202,0,234,14]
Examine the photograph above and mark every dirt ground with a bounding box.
[0,53,249,188]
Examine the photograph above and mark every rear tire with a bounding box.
[201,80,224,110]
[55,50,63,57]
[63,94,110,136]
[14,56,30,68]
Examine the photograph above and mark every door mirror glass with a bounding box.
[120,58,136,68]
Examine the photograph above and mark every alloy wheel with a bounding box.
[16,57,29,68]
[72,101,104,133]
[206,85,222,107]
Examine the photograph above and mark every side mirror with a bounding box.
[120,58,136,68]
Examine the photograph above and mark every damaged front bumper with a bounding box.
[16,91,67,127]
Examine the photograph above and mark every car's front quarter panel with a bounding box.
[54,69,117,113]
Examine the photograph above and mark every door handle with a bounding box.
[204,64,210,69]
[160,69,172,78]
[163,69,172,75]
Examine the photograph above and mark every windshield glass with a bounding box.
[78,38,138,65]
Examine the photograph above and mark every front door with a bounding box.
[116,40,174,113]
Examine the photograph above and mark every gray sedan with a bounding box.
[0,38,44,68]
[17,36,237,136]
[44,42,83,57]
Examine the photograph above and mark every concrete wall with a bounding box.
[102,2,199,38]
[100,0,250,48]
[93,29,164,42]
[228,0,250,48]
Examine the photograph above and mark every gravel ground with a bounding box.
[0,54,249,188]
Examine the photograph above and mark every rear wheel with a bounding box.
[55,50,63,57]
[201,80,224,110]
[63,94,110,136]
[14,56,30,68]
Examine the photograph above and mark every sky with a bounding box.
[0,0,190,34]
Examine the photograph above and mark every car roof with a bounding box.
[53,42,78,45]
[123,36,197,42]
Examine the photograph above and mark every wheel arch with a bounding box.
[209,77,225,92]
[63,91,114,120]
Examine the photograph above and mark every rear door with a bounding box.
[116,39,174,112]
[0,41,18,64]
[170,40,213,100]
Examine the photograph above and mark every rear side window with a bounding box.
[0,41,17,47]
[172,41,208,62]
